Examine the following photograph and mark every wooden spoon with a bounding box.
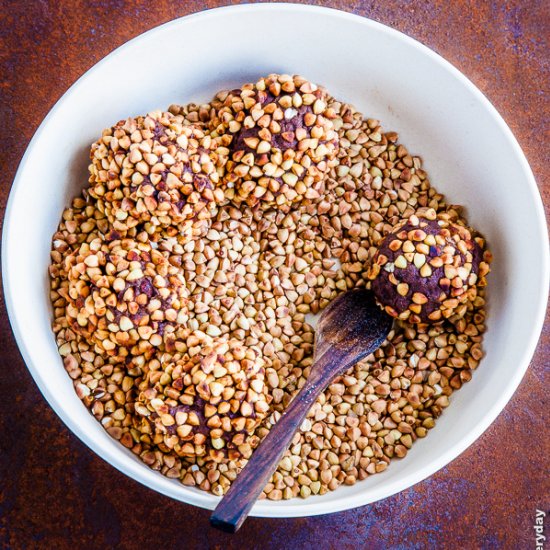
[210,288,393,532]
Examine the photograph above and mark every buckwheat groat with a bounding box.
[64,237,189,358]
[135,339,269,462]
[368,214,491,323]
[210,74,339,208]
[88,111,225,237]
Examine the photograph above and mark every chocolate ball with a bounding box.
[136,339,269,462]
[210,74,339,209]
[65,237,189,357]
[88,111,225,235]
[368,215,491,323]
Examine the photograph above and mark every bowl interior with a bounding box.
[3,4,548,517]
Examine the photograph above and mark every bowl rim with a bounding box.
[3,2,549,518]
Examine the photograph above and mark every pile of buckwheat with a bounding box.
[49,74,490,500]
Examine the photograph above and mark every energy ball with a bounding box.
[64,237,189,358]
[368,215,491,323]
[135,339,269,462]
[88,111,225,237]
[210,74,339,209]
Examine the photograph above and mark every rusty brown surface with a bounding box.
[0,1,548,549]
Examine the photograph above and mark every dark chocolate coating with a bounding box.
[231,103,312,154]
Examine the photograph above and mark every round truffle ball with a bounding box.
[65,237,189,358]
[210,74,339,209]
[88,111,225,235]
[368,215,491,323]
[135,339,269,462]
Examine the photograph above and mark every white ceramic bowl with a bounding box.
[3,4,548,517]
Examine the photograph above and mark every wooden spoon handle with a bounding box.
[210,377,325,532]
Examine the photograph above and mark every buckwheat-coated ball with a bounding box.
[88,111,225,236]
[368,215,491,323]
[135,338,269,462]
[64,236,189,357]
[210,74,339,209]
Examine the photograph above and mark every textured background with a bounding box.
[0,1,548,549]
